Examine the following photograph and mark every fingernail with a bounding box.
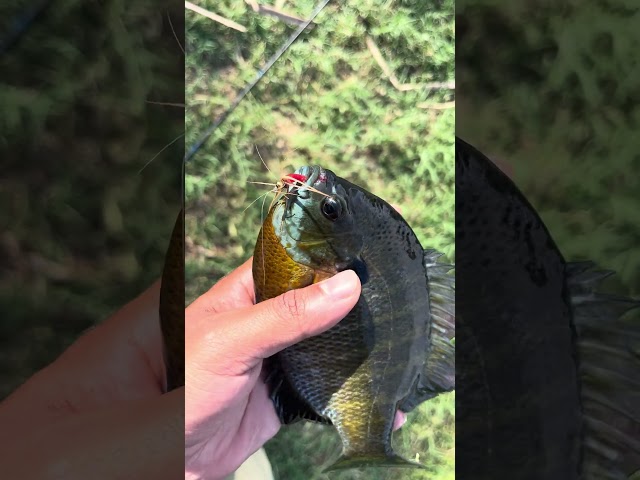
[319,271,359,300]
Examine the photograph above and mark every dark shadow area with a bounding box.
[1,0,184,399]
[456,1,640,478]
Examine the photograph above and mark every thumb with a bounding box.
[209,270,361,370]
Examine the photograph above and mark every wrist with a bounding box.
[5,389,184,480]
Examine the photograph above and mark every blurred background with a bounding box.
[457,2,640,476]
[0,1,183,399]
[185,0,454,478]
[457,0,640,298]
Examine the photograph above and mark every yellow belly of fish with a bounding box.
[253,208,330,300]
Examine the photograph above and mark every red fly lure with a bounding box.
[282,173,307,185]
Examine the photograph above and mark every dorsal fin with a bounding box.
[398,249,455,412]
[567,262,640,479]
[423,249,456,392]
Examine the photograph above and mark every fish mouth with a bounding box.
[282,165,326,214]
[292,165,325,198]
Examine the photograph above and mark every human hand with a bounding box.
[184,257,362,479]
[185,257,411,479]
[0,280,183,478]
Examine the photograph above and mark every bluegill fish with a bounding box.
[252,165,455,471]
[456,137,640,480]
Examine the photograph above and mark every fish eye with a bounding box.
[321,197,343,221]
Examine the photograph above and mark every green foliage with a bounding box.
[457,0,640,296]
[1,2,183,398]
[185,0,454,478]
[1,0,179,145]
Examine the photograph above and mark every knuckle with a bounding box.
[278,289,306,319]
[275,289,309,335]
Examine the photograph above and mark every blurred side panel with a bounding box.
[456,1,640,479]
[0,0,184,474]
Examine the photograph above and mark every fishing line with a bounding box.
[138,131,186,175]
[167,11,185,56]
[184,0,333,164]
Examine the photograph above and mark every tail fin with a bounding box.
[323,452,426,472]
[567,262,640,479]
